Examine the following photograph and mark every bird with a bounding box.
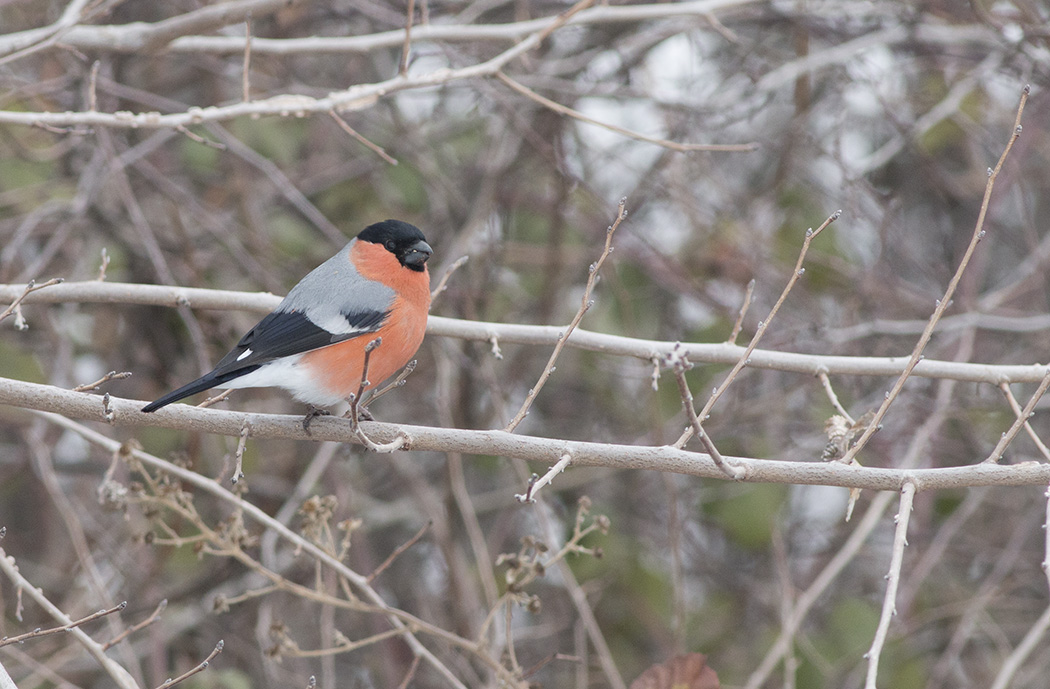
[141,219,432,415]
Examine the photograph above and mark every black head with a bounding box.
[358,219,433,272]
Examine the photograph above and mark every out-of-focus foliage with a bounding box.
[1,1,1050,688]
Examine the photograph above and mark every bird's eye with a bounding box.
[385,240,397,251]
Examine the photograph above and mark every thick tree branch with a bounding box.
[1,377,1048,491]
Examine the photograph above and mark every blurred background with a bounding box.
[2,0,1050,687]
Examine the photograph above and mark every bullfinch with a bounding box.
[141,219,432,413]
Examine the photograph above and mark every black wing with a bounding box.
[141,308,388,412]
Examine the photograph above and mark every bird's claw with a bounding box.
[302,407,331,433]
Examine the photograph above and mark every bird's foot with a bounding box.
[302,407,331,433]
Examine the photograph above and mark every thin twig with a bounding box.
[103,599,167,651]
[668,348,745,479]
[1045,481,1050,598]
[817,370,853,422]
[399,0,416,75]
[274,627,405,658]
[72,370,132,393]
[989,604,1050,689]
[0,602,127,648]
[242,15,252,102]
[197,388,233,408]
[396,655,422,689]
[88,60,100,112]
[367,359,417,405]
[345,338,409,452]
[516,453,573,503]
[366,520,432,583]
[174,124,226,149]
[230,419,250,484]
[328,111,398,165]
[155,639,223,689]
[505,199,626,432]
[727,278,756,344]
[839,86,1029,465]
[676,211,840,448]
[0,277,64,326]
[431,255,469,300]
[999,383,1050,461]
[96,247,110,281]
[497,72,758,153]
[864,481,916,689]
[984,368,1050,463]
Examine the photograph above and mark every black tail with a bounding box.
[141,366,258,413]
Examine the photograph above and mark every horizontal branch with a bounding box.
[0,0,756,56]
[1,377,1048,492]
[2,281,1048,385]
[0,1,762,133]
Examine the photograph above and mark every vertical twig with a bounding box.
[727,278,756,345]
[242,15,252,102]
[345,338,409,452]
[668,348,744,479]
[399,0,416,75]
[505,199,626,432]
[88,60,100,112]
[817,370,853,422]
[864,481,916,689]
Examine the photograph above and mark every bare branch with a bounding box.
[0,278,64,327]
[727,278,756,345]
[497,72,758,153]
[668,348,745,480]
[0,548,140,689]
[515,453,573,503]
[431,255,469,300]
[864,481,916,689]
[6,280,1050,385]
[155,639,223,689]
[8,382,1050,491]
[984,367,1050,463]
[103,599,168,651]
[0,601,127,648]
[840,86,1030,465]
[366,521,432,583]
[35,413,469,689]
[328,111,398,165]
[505,199,626,432]
[676,210,839,447]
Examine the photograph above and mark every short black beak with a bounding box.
[402,239,433,269]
